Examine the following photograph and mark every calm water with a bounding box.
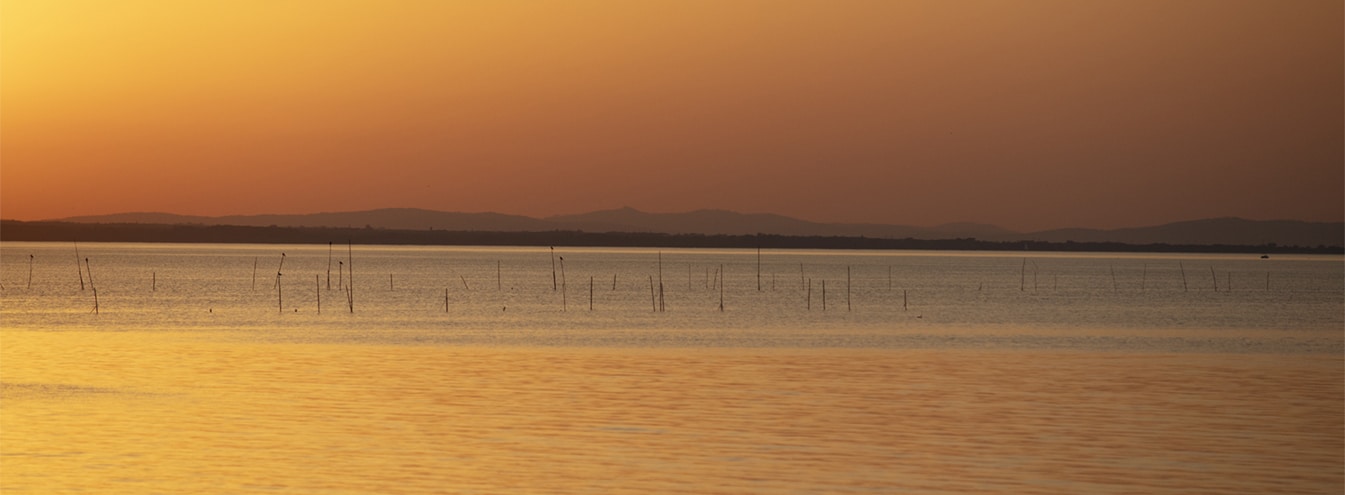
[2,242,1342,493]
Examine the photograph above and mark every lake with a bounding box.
[2,242,1342,493]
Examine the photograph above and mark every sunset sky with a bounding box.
[2,0,1340,232]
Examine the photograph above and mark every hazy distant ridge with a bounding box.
[52,208,1342,247]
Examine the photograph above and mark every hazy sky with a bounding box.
[2,0,1341,231]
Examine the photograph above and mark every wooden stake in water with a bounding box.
[1209,265,1217,292]
[276,253,286,291]
[550,247,557,291]
[337,261,344,291]
[152,271,156,292]
[347,241,354,313]
[1020,258,1026,291]
[649,276,656,312]
[807,278,812,310]
[756,246,761,291]
[846,266,851,312]
[277,272,283,314]
[1265,272,1270,291]
[460,276,469,290]
[589,276,594,311]
[27,254,33,289]
[718,264,724,312]
[252,257,258,291]
[74,241,85,290]
[497,260,502,291]
[612,273,617,291]
[903,289,908,311]
[559,256,567,312]
[445,288,449,313]
[316,274,321,314]
[92,287,99,314]
[85,258,95,290]
[822,280,827,311]
[327,242,333,291]
[1179,261,1188,291]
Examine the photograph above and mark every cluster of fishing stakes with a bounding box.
[19,242,1273,316]
[263,242,357,314]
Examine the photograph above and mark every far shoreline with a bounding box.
[1,220,1340,255]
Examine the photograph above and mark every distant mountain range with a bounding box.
[50,207,1344,248]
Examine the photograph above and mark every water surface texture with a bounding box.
[2,243,1341,494]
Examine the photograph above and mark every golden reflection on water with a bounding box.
[2,331,1341,494]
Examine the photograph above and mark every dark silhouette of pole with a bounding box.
[74,241,84,290]
[85,258,95,290]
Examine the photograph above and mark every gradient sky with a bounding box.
[2,0,1341,231]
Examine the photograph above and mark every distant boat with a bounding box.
[1260,254,1270,259]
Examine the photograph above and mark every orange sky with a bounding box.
[2,0,1341,231]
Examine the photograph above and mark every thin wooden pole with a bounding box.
[612,273,617,291]
[75,241,85,290]
[497,260,502,291]
[445,288,449,313]
[92,288,99,314]
[316,274,321,314]
[152,271,156,291]
[327,242,333,291]
[1209,266,1217,292]
[390,274,394,290]
[756,246,761,291]
[461,275,469,290]
[27,254,33,289]
[822,280,827,311]
[1265,272,1270,291]
[1020,258,1026,291]
[85,258,95,290]
[347,241,354,313]
[559,256,566,312]
[589,276,594,311]
[338,261,344,290]
[807,278,812,310]
[846,266,851,312]
[277,272,283,314]
[1179,261,1188,291]
[1141,263,1147,291]
[253,257,258,291]
[649,276,656,312]
[903,289,908,311]
[718,264,724,312]
[550,247,557,291]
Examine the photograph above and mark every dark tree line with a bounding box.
[2,220,1339,254]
